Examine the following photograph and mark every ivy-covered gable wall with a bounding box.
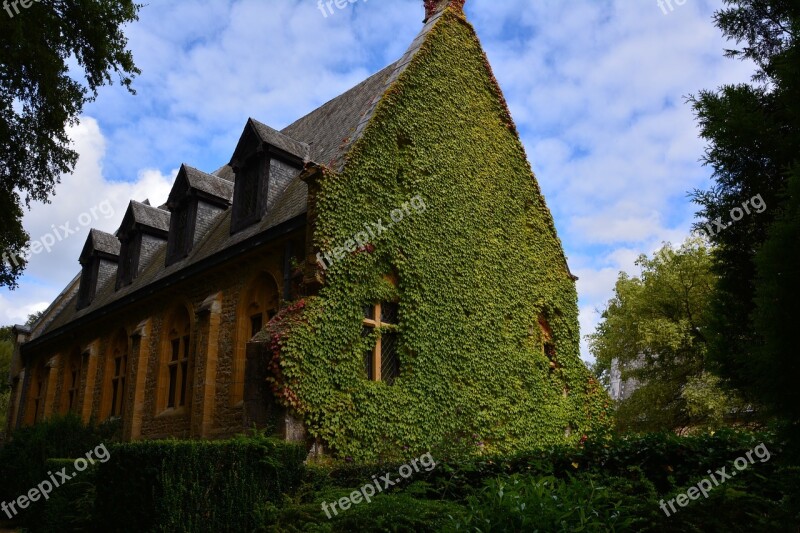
[266,7,610,461]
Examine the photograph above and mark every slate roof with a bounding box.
[281,61,398,170]
[85,229,121,258]
[126,200,171,234]
[24,8,449,347]
[249,119,309,162]
[177,165,234,205]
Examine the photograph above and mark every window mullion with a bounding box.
[374,335,382,382]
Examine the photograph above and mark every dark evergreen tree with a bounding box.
[691,0,799,424]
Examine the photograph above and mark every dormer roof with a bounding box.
[167,164,234,209]
[121,200,171,236]
[79,229,120,264]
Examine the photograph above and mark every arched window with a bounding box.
[232,273,280,404]
[61,348,82,414]
[160,307,192,412]
[539,315,568,397]
[25,360,48,425]
[362,302,400,385]
[103,331,128,419]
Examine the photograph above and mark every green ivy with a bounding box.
[269,7,611,461]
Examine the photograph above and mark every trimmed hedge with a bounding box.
[93,435,306,532]
[313,428,785,499]
[0,414,119,527]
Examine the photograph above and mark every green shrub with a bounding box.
[93,434,306,532]
[26,458,97,533]
[0,414,119,525]
[254,482,464,533]
[649,465,800,532]
[445,474,639,532]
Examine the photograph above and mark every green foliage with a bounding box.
[0,331,11,392]
[25,311,44,327]
[0,414,119,524]
[0,389,9,436]
[689,0,800,424]
[590,239,746,433]
[5,428,793,531]
[0,0,140,288]
[0,326,12,434]
[753,166,800,453]
[258,430,796,532]
[447,474,636,532]
[254,484,463,533]
[28,458,97,533]
[268,7,610,461]
[93,434,307,532]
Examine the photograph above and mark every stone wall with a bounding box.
[12,230,306,442]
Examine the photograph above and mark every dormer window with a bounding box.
[116,232,142,290]
[165,165,233,266]
[77,260,100,309]
[231,155,266,233]
[115,201,170,290]
[77,229,120,310]
[229,118,307,235]
[166,198,196,265]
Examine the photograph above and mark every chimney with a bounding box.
[424,0,465,22]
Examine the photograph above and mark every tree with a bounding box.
[0,326,12,433]
[25,311,44,328]
[752,166,800,442]
[689,1,799,426]
[0,0,141,289]
[589,239,746,433]
[0,326,11,393]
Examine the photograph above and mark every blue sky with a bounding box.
[0,0,753,361]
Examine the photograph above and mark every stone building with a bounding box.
[5,0,609,457]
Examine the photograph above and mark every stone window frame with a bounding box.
[25,360,48,425]
[231,272,280,405]
[61,348,83,414]
[102,330,129,420]
[539,315,569,398]
[157,306,194,415]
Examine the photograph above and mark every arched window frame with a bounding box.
[25,360,48,425]
[102,330,129,419]
[158,306,193,414]
[61,348,83,414]
[232,272,280,405]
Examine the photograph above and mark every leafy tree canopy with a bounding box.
[0,0,141,289]
[590,239,747,433]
